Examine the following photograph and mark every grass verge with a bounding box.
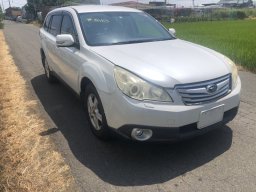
[164,20,256,72]
[0,31,76,191]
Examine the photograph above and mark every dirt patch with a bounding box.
[0,31,77,191]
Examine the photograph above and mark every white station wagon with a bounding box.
[40,5,241,141]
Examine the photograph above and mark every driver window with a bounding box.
[61,15,77,42]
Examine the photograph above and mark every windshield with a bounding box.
[79,12,174,46]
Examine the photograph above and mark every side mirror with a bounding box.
[56,34,75,47]
[168,28,176,36]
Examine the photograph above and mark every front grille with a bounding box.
[176,74,231,105]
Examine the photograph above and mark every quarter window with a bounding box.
[49,15,62,36]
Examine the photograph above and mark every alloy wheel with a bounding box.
[87,93,103,131]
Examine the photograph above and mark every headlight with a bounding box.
[114,67,172,102]
[224,56,238,89]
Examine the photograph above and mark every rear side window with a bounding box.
[49,15,62,36]
[43,15,51,31]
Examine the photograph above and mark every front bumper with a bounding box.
[114,106,238,141]
[99,77,241,141]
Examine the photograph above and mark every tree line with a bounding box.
[0,6,3,28]
[0,6,3,21]
[25,0,72,19]
[25,0,99,19]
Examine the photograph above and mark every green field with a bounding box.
[164,20,256,72]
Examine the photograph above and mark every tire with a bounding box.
[84,84,111,140]
[43,58,56,83]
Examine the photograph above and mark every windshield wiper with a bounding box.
[109,38,173,45]
[110,39,151,45]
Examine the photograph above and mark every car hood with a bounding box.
[90,39,230,88]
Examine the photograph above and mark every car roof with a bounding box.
[52,5,142,14]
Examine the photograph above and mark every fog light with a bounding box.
[131,128,153,141]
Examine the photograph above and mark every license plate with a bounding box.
[197,105,224,129]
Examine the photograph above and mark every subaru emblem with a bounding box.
[206,84,218,94]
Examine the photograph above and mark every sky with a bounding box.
[1,0,255,10]
[1,0,27,10]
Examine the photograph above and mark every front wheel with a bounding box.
[84,84,111,140]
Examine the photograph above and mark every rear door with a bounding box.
[45,13,63,75]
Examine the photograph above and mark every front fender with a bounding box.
[78,59,116,95]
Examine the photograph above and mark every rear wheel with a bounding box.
[44,58,56,83]
[84,84,111,140]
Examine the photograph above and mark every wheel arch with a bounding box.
[40,48,46,67]
[80,77,93,96]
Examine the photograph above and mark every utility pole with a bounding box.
[30,0,37,19]
[8,0,11,8]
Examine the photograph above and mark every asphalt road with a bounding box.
[3,21,256,192]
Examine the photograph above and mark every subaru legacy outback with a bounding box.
[40,5,241,141]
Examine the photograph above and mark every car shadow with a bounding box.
[31,74,233,186]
